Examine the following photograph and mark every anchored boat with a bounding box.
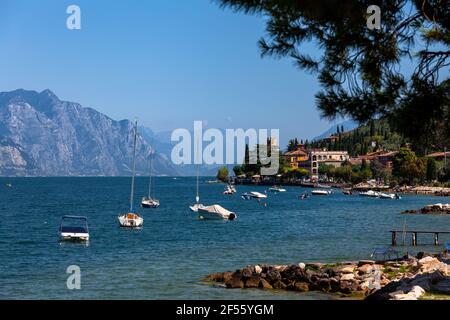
[311,189,332,196]
[198,204,237,220]
[59,216,89,242]
[242,191,268,199]
[118,120,144,228]
[359,190,381,198]
[268,186,286,193]
[141,151,160,208]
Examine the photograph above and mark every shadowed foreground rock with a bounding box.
[205,254,450,300]
[403,203,450,215]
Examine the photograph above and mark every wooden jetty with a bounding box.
[391,230,450,246]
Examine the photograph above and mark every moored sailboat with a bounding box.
[118,120,144,228]
[190,141,205,212]
[141,151,160,208]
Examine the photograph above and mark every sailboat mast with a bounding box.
[195,137,200,204]
[148,155,152,199]
[130,120,138,213]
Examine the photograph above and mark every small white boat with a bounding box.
[141,151,160,208]
[141,197,160,208]
[118,213,144,228]
[316,184,332,189]
[311,189,332,196]
[379,193,401,199]
[59,216,90,242]
[190,142,205,212]
[268,186,286,192]
[250,191,268,199]
[118,120,144,228]
[223,188,234,195]
[189,203,207,212]
[359,190,381,198]
[198,204,237,220]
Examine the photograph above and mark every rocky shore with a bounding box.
[397,186,450,196]
[403,203,450,215]
[205,253,450,300]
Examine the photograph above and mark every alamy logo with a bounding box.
[367,5,381,30]
[367,265,381,290]
[66,265,81,290]
[171,121,280,176]
[66,5,81,30]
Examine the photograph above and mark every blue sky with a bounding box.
[1,0,351,144]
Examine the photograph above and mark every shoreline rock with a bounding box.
[403,203,450,215]
[205,254,450,300]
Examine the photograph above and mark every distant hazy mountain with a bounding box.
[0,89,178,176]
[140,129,225,176]
[313,119,359,141]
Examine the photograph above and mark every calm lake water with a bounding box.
[0,177,449,300]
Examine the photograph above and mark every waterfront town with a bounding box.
[224,121,450,197]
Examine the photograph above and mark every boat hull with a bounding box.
[198,205,237,221]
[311,190,331,196]
[198,210,236,221]
[118,214,144,228]
[59,232,89,242]
[141,199,160,208]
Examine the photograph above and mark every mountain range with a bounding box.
[0,89,177,176]
[0,89,350,177]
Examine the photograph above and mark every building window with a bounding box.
[313,162,317,168]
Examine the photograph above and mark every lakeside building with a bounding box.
[283,147,350,180]
[349,150,398,168]
[309,149,350,180]
[284,147,308,169]
[425,151,450,161]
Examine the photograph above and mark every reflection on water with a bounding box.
[0,177,449,299]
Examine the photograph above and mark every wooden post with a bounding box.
[391,231,397,246]
[434,233,439,246]
[412,232,417,246]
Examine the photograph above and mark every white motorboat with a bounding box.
[223,185,236,195]
[248,191,268,199]
[59,216,90,242]
[268,186,286,192]
[141,152,160,208]
[379,193,401,199]
[141,197,160,208]
[359,190,381,198]
[198,204,237,220]
[118,120,144,228]
[224,188,234,195]
[189,203,207,212]
[311,189,332,196]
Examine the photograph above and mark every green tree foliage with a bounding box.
[287,138,300,151]
[311,118,404,157]
[217,0,450,152]
[217,166,229,182]
[426,157,438,182]
[282,167,309,179]
[393,147,427,184]
[233,165,243,177]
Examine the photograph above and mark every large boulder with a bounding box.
[418,257,448,274]
[293,281,309,292]
[259,278,273,290]
[266,270,282,284]
[225,272,244,289]
[244,275,261,288]
[391,286,425,300]
[336,265,356,274]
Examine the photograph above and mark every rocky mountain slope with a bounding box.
[0,89,177,176]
